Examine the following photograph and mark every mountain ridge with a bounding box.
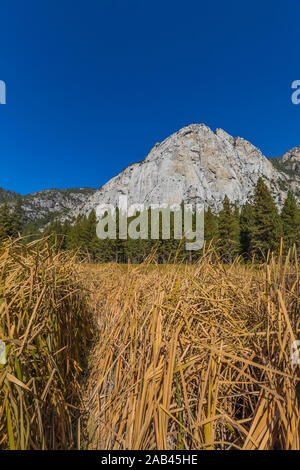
[0,187,97,228]
[1,124,299,228]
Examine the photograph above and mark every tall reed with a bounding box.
[85,248,300,450]
[0,238,92,450]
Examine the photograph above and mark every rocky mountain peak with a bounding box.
[72,124,293,218]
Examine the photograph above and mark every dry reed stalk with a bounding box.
[0,238,93,450]
[84,249,299,450]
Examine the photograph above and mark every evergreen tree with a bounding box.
[10,197,24,237]
[85,209,114,261]
[0,204,12,240]
[204,207,218,245]
[85,210,98,259]
[281,191,300,251]
[66,215,86,251]
[240,202,254,259]
[217,196,240,262]
[113,208,127,263]
[250,178,282,259]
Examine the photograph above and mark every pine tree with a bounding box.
[85,209,109,261]
[85,210,97,259]
[0,204,12,240]
[250,178,282,259]
[61,220,71,249]
[113,208,127,263]
[240,202,254,259]
[66,215,86,251]
[204,207,218,245]
[217,196,240,262]
[281,191,300,251]
[10,197,24,238]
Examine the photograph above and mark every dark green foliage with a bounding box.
[249,178,283,259]
[204,207,218,244]
[10,197,24,237]
[240,202,254,259]
[0,204,12,240]
[281,191,300,251]
[0,199,24,240]
[217,196,240,262]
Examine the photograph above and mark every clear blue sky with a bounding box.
[0,0,299,194]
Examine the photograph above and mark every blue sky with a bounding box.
[0,0,299,194]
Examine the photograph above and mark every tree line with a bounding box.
[0,178,299,263]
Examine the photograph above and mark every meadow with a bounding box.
[0,239,299,450]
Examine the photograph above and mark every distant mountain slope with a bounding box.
[0,187,97,230]
[0,187,19,203]
[270,146,300,199]
[22,187,97,222]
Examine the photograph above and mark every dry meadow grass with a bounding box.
[0,239,299,450]
[0,238,92,449]
[84,249,300,450]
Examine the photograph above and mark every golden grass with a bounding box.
[0,238,92,450]
[1,239,299,450]
[84,248,300,450]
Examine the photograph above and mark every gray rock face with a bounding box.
[22,188,97,221]
[73,124,292,217]
[280,147,300,174]
[270,147,300,199]
[1,188,97,224]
